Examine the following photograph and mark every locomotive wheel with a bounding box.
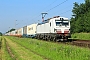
[64,37,68,42]
[50,37,53,41]
[48,36,51,41]
[53,37,56,42]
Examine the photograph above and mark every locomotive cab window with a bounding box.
[55,20,69,26]
[56,22,62,26]
[50,22,51,26]
[63,21,69,26]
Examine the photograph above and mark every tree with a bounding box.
[71,0,90,33]
[6,28,16,33]
[72,2,80,18]
[85,0,90,12]
[9,28,16,32]
[0,32,2,36]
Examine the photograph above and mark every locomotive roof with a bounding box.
[38,19,49,25]
[38,16,69,25]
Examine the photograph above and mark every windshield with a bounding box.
[56,20,69,26]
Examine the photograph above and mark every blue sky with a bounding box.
[0,0,84,33]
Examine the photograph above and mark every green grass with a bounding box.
[4,37,44,60]
[71,33,90,40]
[0,36,2,47]
[1,37,13,60]
[6,36,90,60]
[0,36,45,60]
[0,36,2,59]
[4,38,22,60]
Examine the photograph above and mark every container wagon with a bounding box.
[17,28,23,37]
[23,24,37,38]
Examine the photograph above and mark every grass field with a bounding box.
[5,37,44,60]
[0,36,13,60]
[3,36,90,60]
[0,37,1,59]
[0,36,2,48]
[71,33,90,40]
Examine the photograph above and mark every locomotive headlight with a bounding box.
[64,29,69,33]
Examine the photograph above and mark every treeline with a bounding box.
[71,0,90,33]
[0,32,2,36]
[6,28,15,33]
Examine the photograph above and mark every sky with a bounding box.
[0,0,85,33]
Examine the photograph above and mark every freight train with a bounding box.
[5,16,71,41]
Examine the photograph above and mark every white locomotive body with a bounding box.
[36,16,70,41]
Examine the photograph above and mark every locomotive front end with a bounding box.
[54,17,71,41]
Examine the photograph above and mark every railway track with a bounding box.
[71,39,90,48]
[59,39,90,49]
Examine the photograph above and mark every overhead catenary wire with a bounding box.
[43,0,58,10]
[46,0,68,12]
[31,0,69,23]
[31,0,58,22]
[29,0,83,24]
[59,9,71,15]
[48,0,83,18]
[50,4,72,15]
[11,0,84,30]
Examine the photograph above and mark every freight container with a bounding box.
[17,28,23,37]
[23,24,37,38]
[10,30,16,36]
[17,28,23,35]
